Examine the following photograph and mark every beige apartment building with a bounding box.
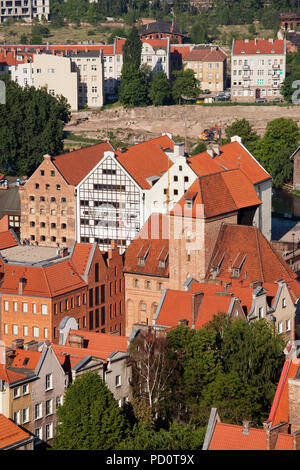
[33,53,78,111]
[0,0,50,24]
[183,45,227,92]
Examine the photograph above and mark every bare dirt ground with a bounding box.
[65,104,300,152]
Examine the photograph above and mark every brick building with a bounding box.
[0,240,125,346]
[139,20,187,44]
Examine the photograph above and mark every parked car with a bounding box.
[216,92,230,101]
[204,89,211,94]
[255,98,267,103]
[271,97,284,103]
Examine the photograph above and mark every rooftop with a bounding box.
[233,39,285,55]
[0,244,60,265]
[0,414,32,449]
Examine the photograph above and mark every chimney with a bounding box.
[264,422,289,450]
[192,292,203,327]
[212,144,220,156]
[293,429,300,450]
[18,277,26,295]
[43,154,52,161]
[24,340,39,351]
[207,149,214,159]
[173,142,185,158]
[5,348,15,367]
[59,247,68,258]
[231,135,242,144]
[242,421,251,435]
[67,333,84,349]
[11,339,24,350]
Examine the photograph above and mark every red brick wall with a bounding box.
[19,156,76,248]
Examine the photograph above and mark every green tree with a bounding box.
[52,372,129,450]
[0,75,70,176]
[149,71,172,106]
[172,69,200,104]
[191,141,207,155]
[118,63,149,107]
[253,117,300,187]
[123,26,142,69]
[224,118,259,152]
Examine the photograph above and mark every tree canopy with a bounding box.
[52,372,130,450]
[172,69,200,104]
[0,75,71,176]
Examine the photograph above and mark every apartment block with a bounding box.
[0,0,50,24]
[231,38,286,101]
[183,45,227,92]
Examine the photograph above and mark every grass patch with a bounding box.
[64,131,103,143]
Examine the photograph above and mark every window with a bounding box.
[146,281,151,290]
[45,423,53,440]
[258,307,264,319]
[50,170,55,177]
[61,197,66,203]
[61,223,67,229]
[184,176,189,182]
[22,407,29,424]
[44,328,48,338]
[40,170,44,176]
[282,298,287,308]
[34,403,42,420]
[35,427,42,440]
[45,399,53,416]
[23,325,28,337]
[56,185,61,191]
[13,301,17,312]
[22,302,28,313]
[115,375,121,387]
[51,197,56,203]
[32,303,37,314]
[56,395,63,409]
[46,373,53,391]
[22,384,29,396]
[13,324,18,336]
[4,300,9,311]
[41,304,48,315]
[13,410,20,424]
[278,322,283,334]
[286,319,291,332]
[174,175,178,182]
[33,326,39,338]
[4,324,8,335]
[14,387,20,399]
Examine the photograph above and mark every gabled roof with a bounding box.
[0,414,32,449]
[187,140,271,185]
[265,358,300,428]
[140,20,184,36]
[51,141,114,186]
[124,213,169,277]
[0,364,27,384]
[115,135,174,190]
[233,39,285,55]
[170,169,261,219]
[68,329,128,356]
[72,243,94,277]
[184,46,226,62]
[10,349,41,370]
[206,224,298,285]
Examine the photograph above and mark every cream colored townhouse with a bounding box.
[183,45,227,93]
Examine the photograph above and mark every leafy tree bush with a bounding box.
[0,75,70,176]
[149,71,172,106]
[172,69,200,104]
[52,372,130,450]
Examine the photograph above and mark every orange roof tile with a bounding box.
[184,47,226,62]
[68,329,128,355]
[10,349,41,370]
[0,230,19,250]
[0,414,32,449]
[124,213,169,277]
[170,169,261,219]
[266,359,300,427]
[188,141,270,185]
[72,243,93,276]
[170,45,193,59]
[52,141,114,186]
[115,135,174,189]
[0,364,27,384]
[209,422,293,450]
[194,294,232,329]
[206,224,297,285]
[233,39,285,55]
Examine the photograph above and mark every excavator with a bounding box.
[198,125,221,143]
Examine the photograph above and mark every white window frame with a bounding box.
[33,326,39,338]
[22,302,28,313]
[45,373,53,391]
[22,407,29,424]
[45,423,53,440]
[4,300,8,311]
[45,399,53,416]
[41,304,48,315]
[34,403,42,420]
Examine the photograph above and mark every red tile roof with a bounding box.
[170,45,193,59]
[52,141,114,186]
[209,422,293,450]
[115,135,174,189]
[170,169,261,219]
[206,224,298,285]
[0,414,32,449]
[0,364,27,384]
[0,258,86,297]
[0,230,19,250]
[233,39,285,55]
[266,358,300,427]
[184,46,226,62]
[188,141,271,185]
[124,213,169,277]
[10,349,41,370]
[72,243,93,276]
[68,329,128,355]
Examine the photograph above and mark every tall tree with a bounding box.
[172,69,200,104]
[149,71,172,106]
[224,118,259,152]
[0,75,70,176]
[123,26,142,69]
[52,372,129,450]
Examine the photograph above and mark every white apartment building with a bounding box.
[0,0,49,23]
[231,38,286,101]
